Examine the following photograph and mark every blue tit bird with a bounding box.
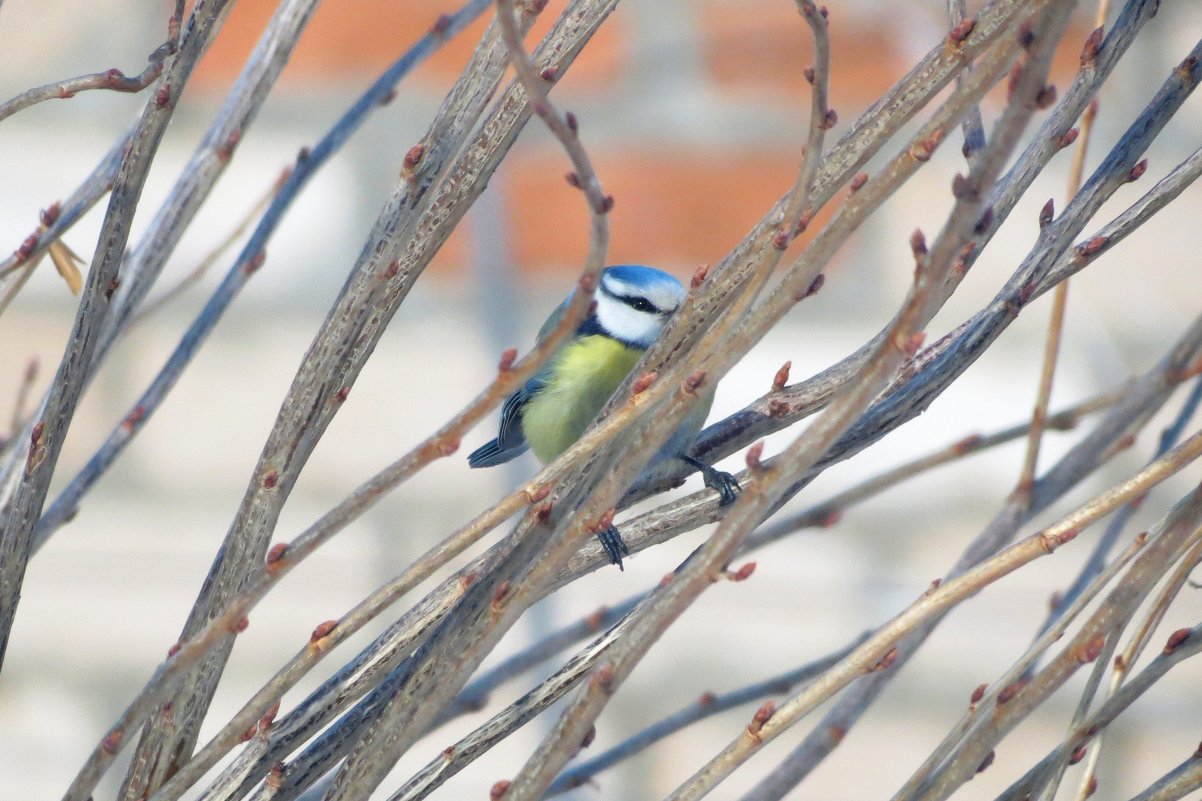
[468,265,739,568]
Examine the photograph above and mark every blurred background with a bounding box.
[1,0,1201,798]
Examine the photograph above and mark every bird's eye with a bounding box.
[628,297,658,314]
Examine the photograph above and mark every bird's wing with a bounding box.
[467,372,545,468]
[468,293,577,469]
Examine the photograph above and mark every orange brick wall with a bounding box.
[193,1,1092,275]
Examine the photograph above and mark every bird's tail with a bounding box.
[467,438,527,468]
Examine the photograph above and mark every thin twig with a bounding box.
[0,41,173,124]
[1014,0,1109,502]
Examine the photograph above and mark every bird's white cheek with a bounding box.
[596,300,661,346]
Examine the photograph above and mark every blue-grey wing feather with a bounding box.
[468,294,575,469]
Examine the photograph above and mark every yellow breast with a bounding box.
[522,336,644,463]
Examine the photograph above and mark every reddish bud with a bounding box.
[266,542,289,568]
[490,780,511,799]
[872,647,899,672]
[631,371,657,395]
[437,437,459,457]
[584,606,607,630]
[540,66,558,82]
[1127,159,1148,182]
[1057,127,1079,149]
[970,683,987,704]
[698,691,717,707]
[262,469,279,489]
[729,562,757,582]
[385,259,399,279]
[804,273,825,298]
[1075,235,1109,259]
[1039,198,1055,228]
[772,361,792,392]
[231,616,250,634]
[849,172,868,193]
[334,386,349,403]
[497,347,518,372]
[15,233,39,263]
[245,250,266,274]
[599,195,615,213]
[746,701,776,740]
[1075,634,1105,663]
[310,620,337,644]
[1164,628,1191,655]
[1069,745,1088,765]
[976,750,995,774]
[122,405,146,432]
[592,663,615,693]
[745,441,765,471]
[683,370,707,396]
[101,729,123,754]
[431,13,452,35]
[951,172,973,199]
[974,206,994,235]
[154,82,172,109]
[909,228,927,260]
[803,66,815,84]
[820,108,838,130]
[1085,776,1098,798]
[1080,26,1104,66]
[690,264,710,289]
[948,16,975,46]
[40,202,62,228]
[997,680,1025,705]
[565,172,581,188]
[460,571,479,590]
[581,725,596,749]
[492,580,511,612]
[403,144,425,170]
[773,229,791,250]
[565,111,578,133]
[167,642,182,657]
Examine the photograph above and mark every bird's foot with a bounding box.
[680,454,741,506]
[597,525,630,570]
